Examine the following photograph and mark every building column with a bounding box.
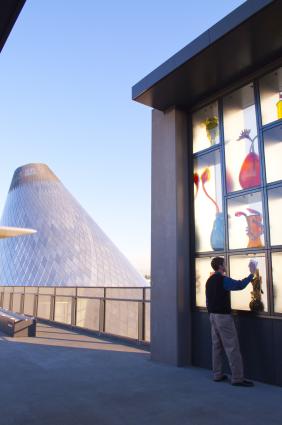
[151,107,193,366]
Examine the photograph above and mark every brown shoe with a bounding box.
[232,380,254,387]
[214,374,228,382]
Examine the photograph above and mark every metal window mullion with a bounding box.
[51,288,56,321]
[99,288,106,333]
[218,97,229,256]
[9,291,13,311]
[254,78,273,316]
[188,112,197,311]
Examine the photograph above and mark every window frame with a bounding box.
[191,60,282,318]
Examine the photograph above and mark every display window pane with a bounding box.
[192,101,220,153]
[229,254,268,312]
[272,252,282,313]
[268,186,282,246]
[227,192,264,250]
[264,125,282,183]
[223,84,261,192]
[194,150,224,252]
[195,257,213,307]
[259,67,282,125]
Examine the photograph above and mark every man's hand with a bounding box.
[249,260,257,275]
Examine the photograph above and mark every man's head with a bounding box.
[211,256,226,274]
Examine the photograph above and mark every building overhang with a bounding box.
[0,0,26,53]
[132,0,282,111]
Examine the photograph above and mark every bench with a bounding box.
[0,308,36,337]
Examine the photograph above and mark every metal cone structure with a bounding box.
[0,163,146,287]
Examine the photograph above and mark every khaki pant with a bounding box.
[209,313,244,384]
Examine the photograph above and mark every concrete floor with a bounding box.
[0,324,281,425]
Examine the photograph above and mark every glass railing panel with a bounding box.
[3,292,11,310]
[106,288,143,300]
[76,298,100,330]
[38,287,55,295]
[54,296,72,324]
[25,287,38,293]
[12,293,22,313]
[145,302,151,342]
[56,288,76,296]
[105,300,138,339]
[24,294,35,315]
[77,288,104,298]
[37,295,51,319]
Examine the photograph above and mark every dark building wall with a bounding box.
[193,311,282,386]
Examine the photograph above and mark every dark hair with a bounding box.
[211,257,224,271]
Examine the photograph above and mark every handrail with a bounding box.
[0,286,151,343]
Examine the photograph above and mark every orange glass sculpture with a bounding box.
[235,208,264,248]
[237,129,261,189]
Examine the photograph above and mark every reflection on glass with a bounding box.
[230,254,267,311]
[193,101,220,153]
[259,67,282,125]
[194,150,224,252]
[228,192,264,249]
[223,84,260,192]
[268,187,282,246]
[272,252,282,313]
[195,257,214,307]
[264,125,282,183]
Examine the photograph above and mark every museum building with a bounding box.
[133,0,282,385]
[0,164,146,288]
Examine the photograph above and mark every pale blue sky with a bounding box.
[0,0,245,275]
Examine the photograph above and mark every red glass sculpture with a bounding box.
[201,168,219,214]
[237,129,261,189]
[194,172,199,198]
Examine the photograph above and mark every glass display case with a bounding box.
[193,65,282,316]
[268,186,282,246]
[272,252,282,313]
[229,254,267,312]
[227,192,264,250]
[263,125,282,183]
[259,67,282,125]
[223,84,260,193]
[193,101,220,153]
[195,257,214,307]
[194,150,223,252]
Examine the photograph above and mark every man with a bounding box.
[206,256,256,387]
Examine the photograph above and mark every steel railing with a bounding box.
[0,285,151,343]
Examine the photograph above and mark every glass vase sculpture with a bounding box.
[204,116,219,145]
[237,129,261,189]
[235,208,264,248]
[277,92,282,120]
[201,168,224,251]
[210,212,224,250]
[194,173,199,198]
[249,268,264,312]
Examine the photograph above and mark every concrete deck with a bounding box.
[0,323,281,425]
